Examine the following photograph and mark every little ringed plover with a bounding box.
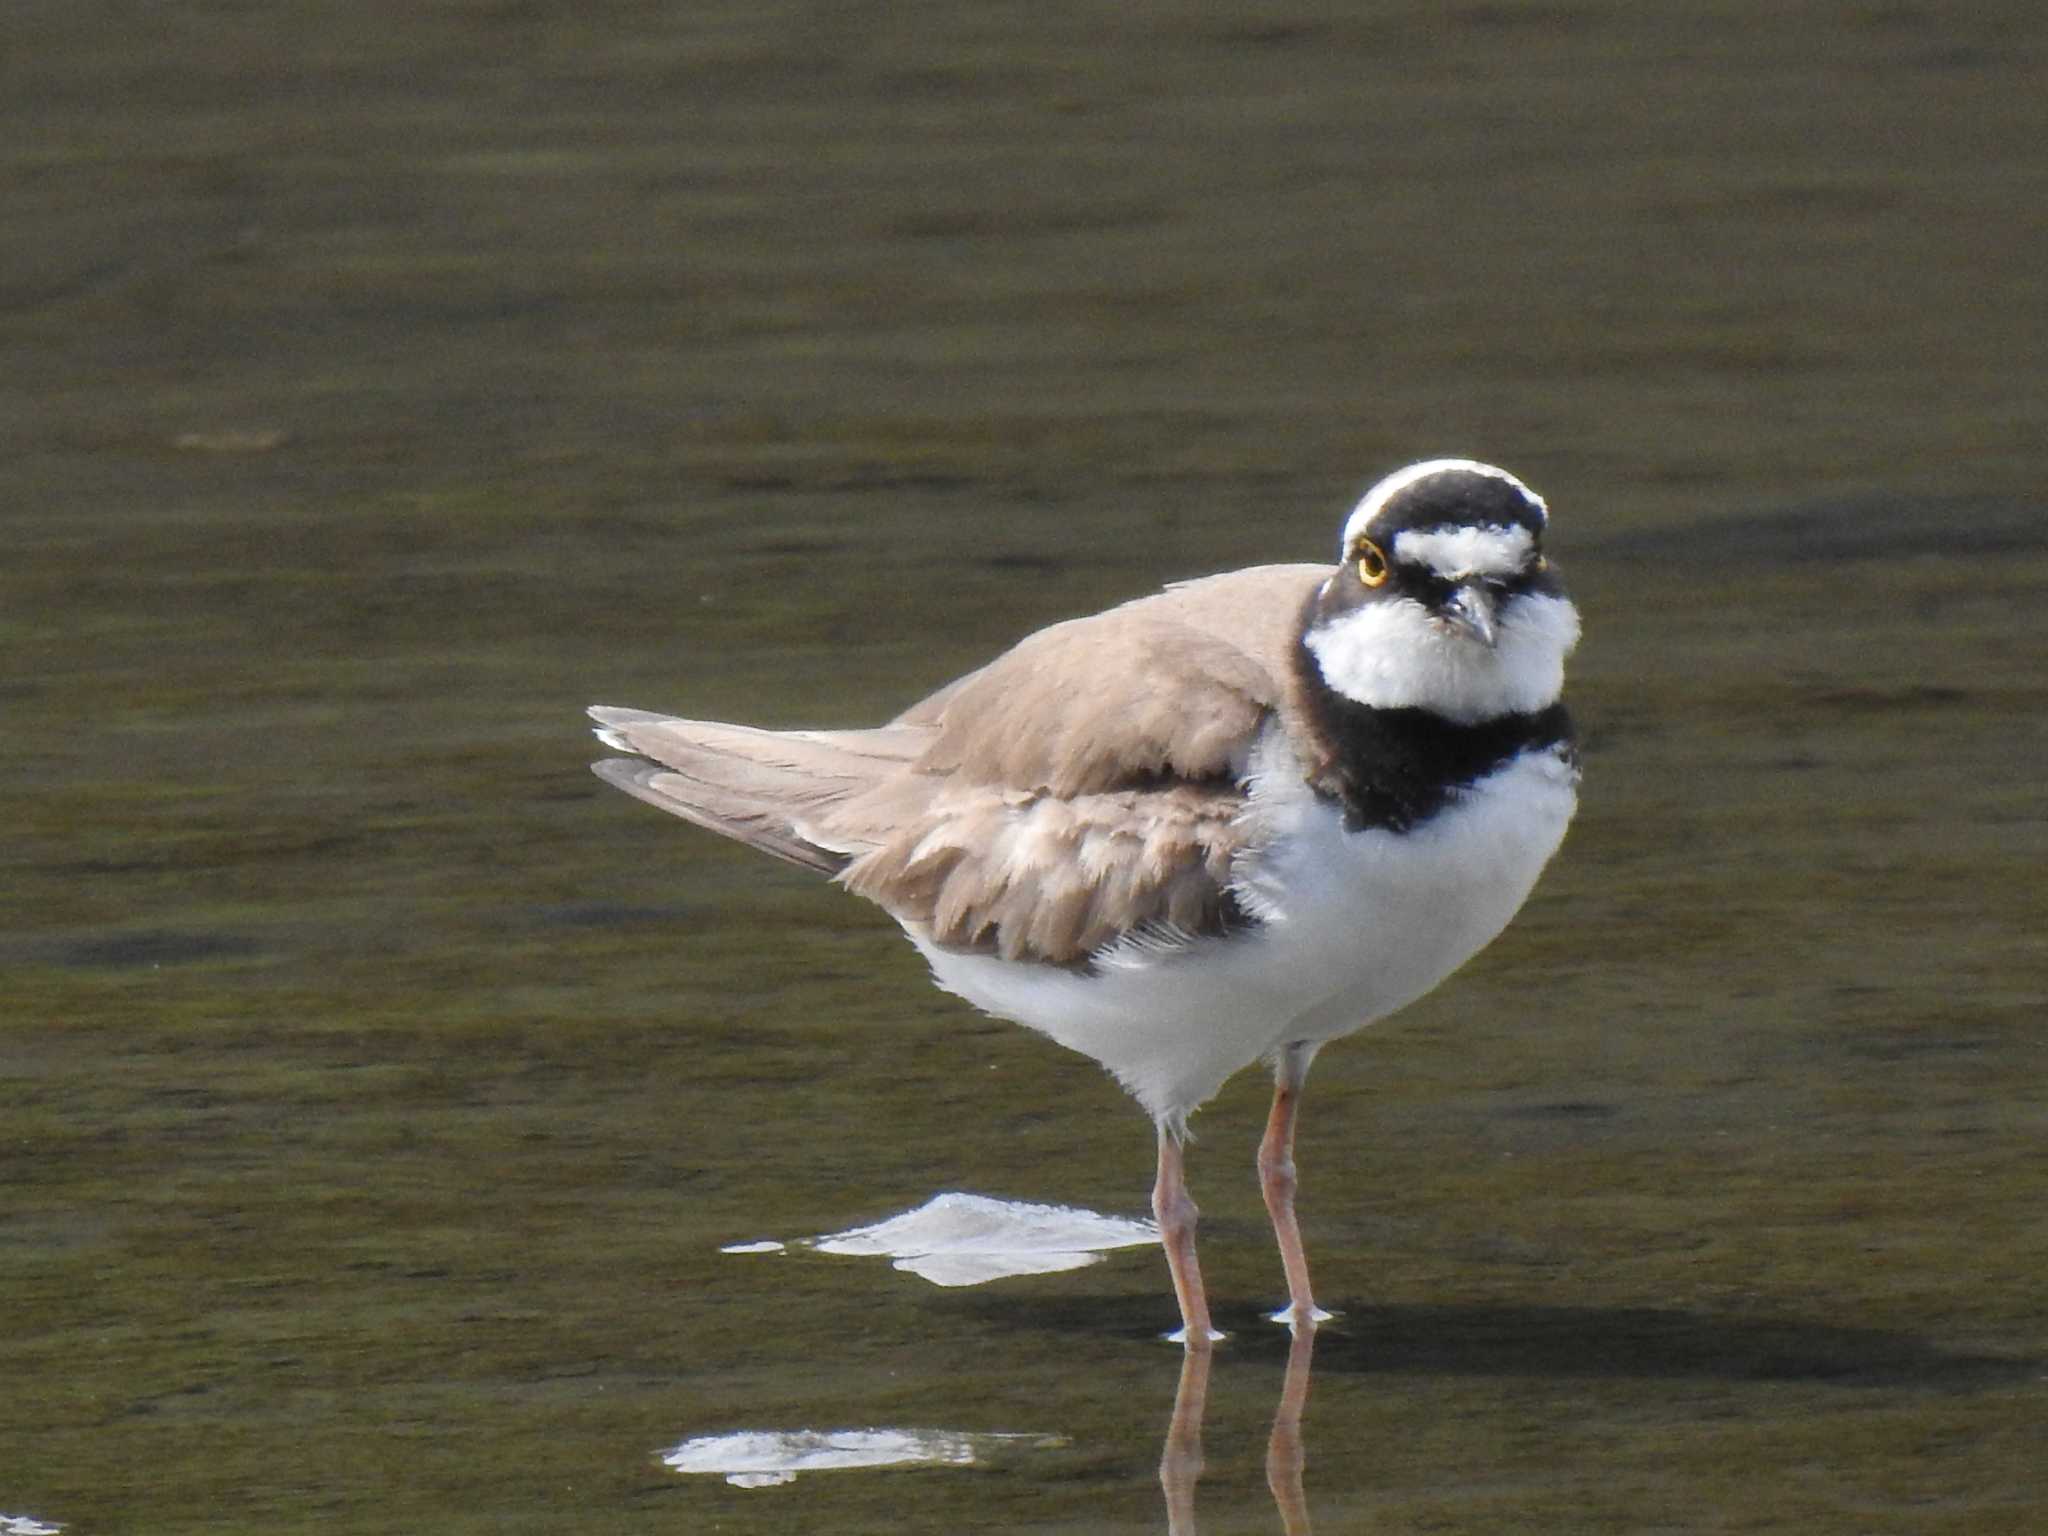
[590,458,1581,1345]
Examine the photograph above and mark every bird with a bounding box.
[588,458,1581,1345]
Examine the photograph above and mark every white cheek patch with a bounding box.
[1391,524,1536,582]
[1304,592,1581,722]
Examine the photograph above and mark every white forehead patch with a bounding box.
[1392,523,1537,581]
[1339,458,1547,555]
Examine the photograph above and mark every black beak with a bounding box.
[1441,582,1498,646]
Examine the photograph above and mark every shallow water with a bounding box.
[5,3,2046,1532]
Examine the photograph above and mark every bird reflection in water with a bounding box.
[659,1319,1321,1525]
[1161,1323,1318,1534]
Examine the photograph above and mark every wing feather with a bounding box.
[836,781,1249,966]
[587,707,935,872]
[589,563,1325,964]
[891,565,1323,793]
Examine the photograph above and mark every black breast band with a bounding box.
[1294,647,1578,833]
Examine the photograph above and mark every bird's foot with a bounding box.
[1267,1302,1335,1329]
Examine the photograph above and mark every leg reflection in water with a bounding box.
[1266,1324,1316,1535]
[1159,1340,1210,1535]
[1159,1323,1319,1534]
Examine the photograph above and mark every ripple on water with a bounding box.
[721,1191,1159,1286]
[661,1427,1066,1488]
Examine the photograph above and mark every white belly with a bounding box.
[910,736,1579,1128]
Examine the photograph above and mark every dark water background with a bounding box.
[4,3,2044,1531]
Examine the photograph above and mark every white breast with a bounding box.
[909,727,1579,1129]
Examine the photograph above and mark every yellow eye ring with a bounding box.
[1355,539,1390,588]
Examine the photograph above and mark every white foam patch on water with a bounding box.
[799,1192,1159,1286]
[2,1516,63,1536]
[662,1427,1064,1487]
[718,1239,786,1255]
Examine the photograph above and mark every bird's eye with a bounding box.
[1355,539,1390,588]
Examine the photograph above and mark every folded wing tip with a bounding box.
[589,705,672,753]
[590,756,654,789]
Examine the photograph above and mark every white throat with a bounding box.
[1303,590,1580,721]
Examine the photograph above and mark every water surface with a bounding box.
[4,3,2044,1531]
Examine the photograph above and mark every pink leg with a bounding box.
[1154,1125,1222,1346]
[1259,1043,1333,1327]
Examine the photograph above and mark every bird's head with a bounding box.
[1303,459,1581,722]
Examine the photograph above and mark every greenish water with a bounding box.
[4,3,2045,1531]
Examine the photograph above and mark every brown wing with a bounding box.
[822,564,1324,963]
[835,779,1248,965]
[889,564,1325,794]
[589,708,933,873]
[592,564,1327,966]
